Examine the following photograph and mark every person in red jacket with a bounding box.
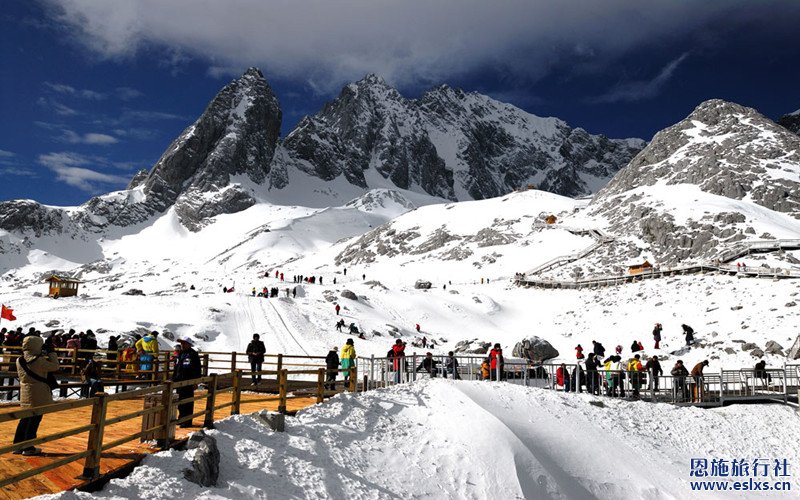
[335,304,341,315]
[415,324,421,333]
[489,343,504,381]
[391,339,405,383]
[575,344,584,359]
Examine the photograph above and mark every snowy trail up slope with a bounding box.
[225,295,313,356]
[47,380,800,500]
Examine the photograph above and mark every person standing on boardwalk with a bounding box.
[340,339,356,384]
[325,346,339,390]
[645,355,663,391]
[246,334,266,384]
[173,337,201,428]
[671,360,690,402]
[690,360,709,402]
[391,339,406,383]
[14,336,59,456]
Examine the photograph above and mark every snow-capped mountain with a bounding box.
[273,75,644,201]
[579,99,800,268]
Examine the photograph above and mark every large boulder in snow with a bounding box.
[765,341,785,356]
[414,280,432,289]
[182,431,220,487]
[453,339,491,354]
[340,290,358,301]
[513,336,559,362]
[788,336,800,360]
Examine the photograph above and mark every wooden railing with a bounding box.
[0,363,358,489]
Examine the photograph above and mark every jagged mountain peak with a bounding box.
[778,107,800,136]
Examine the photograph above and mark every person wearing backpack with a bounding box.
[627,355,644,397]
[14,336,60,456]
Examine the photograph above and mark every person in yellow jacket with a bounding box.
[340,338,356,382]
[480,359,490,380]
[135,331,159,377]
[627,354,644,397]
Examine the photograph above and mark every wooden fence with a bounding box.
[0,359,357,490]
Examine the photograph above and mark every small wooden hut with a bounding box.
[44,275,82,298]
[627,260,653,276]
[545,215,557,225]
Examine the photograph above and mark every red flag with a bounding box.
[1,305,16,321]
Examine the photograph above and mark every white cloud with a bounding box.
[37,152,129,192]
[38,98,79,116]
[116,86,144,100]
[0,149,15,158]
[0,166,37,177]
[44,81,106,99]
[592,53,690,104]
[43,0,770,93]
[59,130,119,145]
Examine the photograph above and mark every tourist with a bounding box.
[246,334,266,384]
[416,352,439,377]
[14,336,59,456]
[584,353,600,395]
[690,360,709,402]
[340,339,356,383]
[653,323,663,349]
[645,355,663,391]
[682,324,695,346]
[489,343,504,381]
[325,346,339,390]
[173,337,201,428]
[671,360,690,402]
[445,351,460,380]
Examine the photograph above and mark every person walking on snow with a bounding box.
[575,344,584,359]
[653,323,662,349]
[335,304,340,316]
[340,339,356,383]
[421,336,427,348]
[246,334,266,384]
[415,323,421,333]
[325,346,339,390]
[682,324,695,346]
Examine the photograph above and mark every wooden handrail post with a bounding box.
[203,374,219,429]
[349,366,357,392]
[231,370,242,415]
[71,349,79,375]
[202,353,209,376]
[153,356,160,382]
[162,354,170,382]
[276,353,283,374]
[157,382,175,449]
[278,369,288,414]
[316,368,325,404]
[79,392,109,479]
[115,351,122,379]
[230,351,237,373]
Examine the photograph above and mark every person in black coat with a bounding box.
[246,334,266,384]
[173,337,202,428]
[107,335,119,361]
[416,352,439,377]
[325,346,339,390]
[592,340,605,358]
[682,324,695,346]
[584,353,601,395]
[645,356,663,391]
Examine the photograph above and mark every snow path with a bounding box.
[228,295,312,356]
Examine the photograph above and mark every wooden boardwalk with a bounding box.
[0,392,318,499]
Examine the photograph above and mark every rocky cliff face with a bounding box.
[779,110,800,135]
[273,76,644,201]
[585,99,800,267]
[0,68,282,235]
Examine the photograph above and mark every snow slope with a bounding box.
[43,380,800,499]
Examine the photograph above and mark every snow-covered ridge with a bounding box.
[48,380,800,499]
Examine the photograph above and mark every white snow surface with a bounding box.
[42,380,800,499]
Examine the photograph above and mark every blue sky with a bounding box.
[1,0,799,206]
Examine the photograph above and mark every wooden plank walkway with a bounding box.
[0,392,318,500]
